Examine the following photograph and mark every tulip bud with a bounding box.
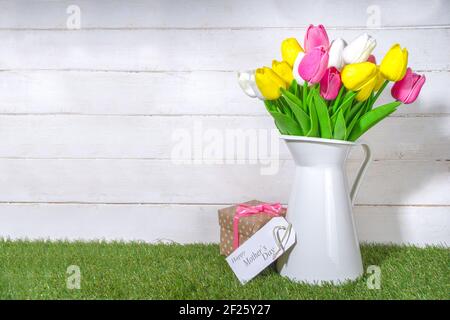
[298,46,329,84]
[367,55,376,64]
[255,67,288,100]
[304,24,329,52]
[364,56,385,91]
[281,38,304,67]
[355,76,377,101]
[272,60,294,84]
[328,38,347,70]
[341,62,378,91]
[391,68,426,104]
[237,70,264,99]
[319,67,342,100]
[342,33,376,64]
[374,67,385,91]
[380,44,409,82]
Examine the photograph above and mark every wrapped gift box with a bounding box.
[218,200,287,256]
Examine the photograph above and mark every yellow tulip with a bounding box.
[374,67,385,91]
[341,62,378,91]
[272,60,294,84]
[255,67,287,100]
[281,38,304,67]
[380,44,408,81]
[355,75,377,101]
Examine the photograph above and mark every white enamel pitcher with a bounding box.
[276,135,372,284]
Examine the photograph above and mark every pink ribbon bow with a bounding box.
[233,202,284,250]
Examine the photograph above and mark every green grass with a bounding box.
[0,241,448,299]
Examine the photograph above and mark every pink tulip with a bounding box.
[298,46,329,84]
[320,67,342,100]
[367,54,376,64]
[304,24,330,52]
[391,68,426,104]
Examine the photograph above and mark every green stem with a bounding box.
[372,80,389,105]
[332,86,345,113]
[302,81,308,102]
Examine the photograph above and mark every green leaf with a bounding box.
[345,103,366,140]
[278,97,293,117]
[271,99,283,113]
[272,120,284,133]
[281,88,302,110]
[333,109,346,140]
[289,79,298,96]
[293,105,311,134]
[273,120,286,134]
[303,82,308,105]
[331,86,345,113]
[269,111,303,136]
[364,92,375,114]
[314,91,333,139]
[306,101,319,137]
[330,90,357,127]
[264,100,276,113]
[348,101,401,141]
[340,91,357,112]
[295,82,301,99]
[281,89,311,134]
[345,101,364,125]
[275,98,293,118]
[264,100,285,133]
[304,84,315,114]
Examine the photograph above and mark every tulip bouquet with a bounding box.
[238,25,426,141]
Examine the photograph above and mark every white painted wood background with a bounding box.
[0,0,448,246]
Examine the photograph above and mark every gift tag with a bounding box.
[226,217,296,284]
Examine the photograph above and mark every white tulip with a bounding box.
[237,70,264,100]
[328,38,347,70]
[342,33,376,64]
[292,51,305,84]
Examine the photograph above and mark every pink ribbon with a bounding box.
[233,203,284,250]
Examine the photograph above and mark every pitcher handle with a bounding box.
[350,141,372,205]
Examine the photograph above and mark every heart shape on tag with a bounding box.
[272,223,292,259]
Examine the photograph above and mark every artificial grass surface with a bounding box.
[0,241,448,300]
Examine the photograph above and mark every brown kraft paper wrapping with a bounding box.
[218,200,287,256]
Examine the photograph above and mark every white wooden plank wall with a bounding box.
[0,0,448,245]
